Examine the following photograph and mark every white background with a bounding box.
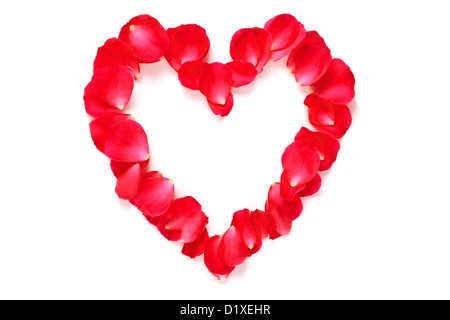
[0,0,449,299]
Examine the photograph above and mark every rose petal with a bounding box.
[133,171,174,217]
[178,60,207,90]
[250,209,270,240]
[303,93,335,126]
[110,159,149,178]
[315,131,340,170]
[104,119,149,162]
[267,206,293,239]
[115,163,143,200]
[287,30,329,73]
[314,104,352,139]
[225,61,257,88]
[294,126,340,171]
[265,182,303,220]
[89,113,132,154]
[158,196,208,243]
[144,215,161,227]
[230,27,272,73]
[91,65,134,109]
[290,45,332,86]
[281,141,321,186]
[217,226,250,267]
[84,82,120,118]
[280,169,307,201]
[119,14,169,63]
[264,14,306,61]
[207,92,234,117]
[165,24,210,71]
[198,62,233,105]
[297,173,322,197]
[231,209,262,256]
[182,229,209,258]
[311,58,355,104]
[180,212,208,244]
[299,30,328,47]
[94,37,140,79]
[294,127,326,160]
[204,235,235,281]
[111,159,149,201]
[304,94,352,139]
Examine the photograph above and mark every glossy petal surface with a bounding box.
[94,37,140,79]
[204,235,235,280]
[230,27,272,73]
[311,58,355,104]
[217,226,250,267]
[84,82,119,118]
[158,196,208,243]
[178,60,207,90]
[133,172,174,217]
[119,14,169,63]
[264,14,306,61]
[198,62,233,105]
[91,66,134,109]
[165,24,210,71]
[104,120,149,162]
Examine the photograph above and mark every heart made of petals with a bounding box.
[84,13,355,280]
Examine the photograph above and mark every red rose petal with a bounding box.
[115,163,143,200]
[104,119,149,163]
[144,215,161,227]
[94,37,140,80]
[179,212,208,244]
[281,141,321,186]
[265,182,303,220]
[177,60,207,90]
[264,14,306,61]
[311,58,355,104]
[250,209,270,240]
[280,169,307,201]
[133,171,174,217]
[111,159,149,201]
[119,14,169,63]
[198,62,233,105]
[313,103,352,139]
[182,228,209,258]
[304,94,352,139]
[110,159,149,178]
[217,226,250,267]
[204,235,235,281]
[91,65,134,109]
[84,82,119,118]
[294,126,340,171]
[287,30,329,72]
[267,206,293,240]
[280,141,321,200]
[158,196,208,243]
[207,92,234,117]
[303,93,335,126]
[297,173,322,197]
[89,113,132,154]
[291,45,332,86]
[230,27,272,73]
[158,223,181,241]
[315,131,340,170]
[231,209,262,256]
[225,61,257,88]
[299,30,328,47]
[165,24,210,71]
[294,127,326,160]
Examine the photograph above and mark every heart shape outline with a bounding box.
[83,13,355,280]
